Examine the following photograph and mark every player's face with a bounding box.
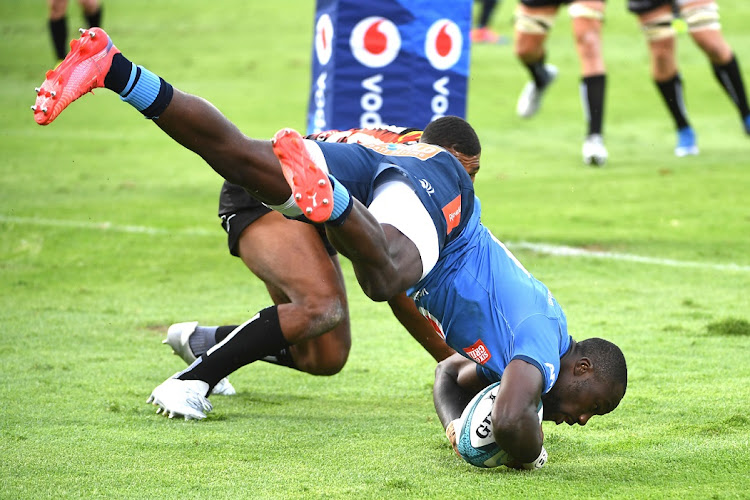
[451,150,480,182]
[542,376,624,426]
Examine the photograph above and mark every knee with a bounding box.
[49,0,68,18]
[695,38,730,64]
[514,38,543,62]
[303,292,347,335]
[575,28,601,60]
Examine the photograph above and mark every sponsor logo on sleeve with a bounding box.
[442,194,462,234]
[463,339,492,365]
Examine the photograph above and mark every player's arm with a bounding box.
[433,353,489,428]
[433,353,489,454]
[388,293,456,362]
[492,358,545,464]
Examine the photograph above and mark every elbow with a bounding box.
[361,281,401,302]
[434,358,449,380]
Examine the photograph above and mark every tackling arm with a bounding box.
[433,353,489,429]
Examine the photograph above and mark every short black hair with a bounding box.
[578,337,628,396]
[421,116,481,156]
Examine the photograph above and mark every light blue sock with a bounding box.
[119,64,161,112]
[329,174,351,222]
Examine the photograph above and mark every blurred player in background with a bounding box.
[32,29,627,470]
[629,0,750,156]
[47,0,102,62]
[513,0,608,166]
[164,126,457,397]
[472,0,507,44]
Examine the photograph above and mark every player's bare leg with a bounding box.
[513,4,559,119]
[271,129,422,302]
[639,5,698,156]
[237,212,351,375]
[32,28,355,418]
[571,1,607,166]
[680,0,750,134]
[32,28,292,207]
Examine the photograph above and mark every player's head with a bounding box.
[541,338,627,426]
[420,116,481,182]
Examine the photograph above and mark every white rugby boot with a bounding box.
[516,64,558,118]
[582,134,608,166]
[163,322,236,396]
[147,376,213,420]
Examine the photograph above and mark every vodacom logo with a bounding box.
[315,13,333,66]
[349,16,401,68]
[424,19,462,71]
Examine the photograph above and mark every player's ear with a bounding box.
[574,357,592,376]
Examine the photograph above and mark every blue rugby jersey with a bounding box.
[407,198,571,393]
[313,141,569,392]
[313,140,474,250]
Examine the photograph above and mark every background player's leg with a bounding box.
[48,0,69,60]
[513,5,558,119]
[570,1,607,165]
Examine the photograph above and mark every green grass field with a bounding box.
[2,1,749,498]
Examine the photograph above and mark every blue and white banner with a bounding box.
[307,0,472,134]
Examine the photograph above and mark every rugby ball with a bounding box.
[455,382,543,468]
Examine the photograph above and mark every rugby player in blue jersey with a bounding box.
[33,28,627,468]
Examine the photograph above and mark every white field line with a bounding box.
[0,215,216,237]
[2,214,749,273]
[506,241,750,273]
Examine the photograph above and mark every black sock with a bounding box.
[85,6,102,28]
[178,307,290,389]
[655,73,690,130]
[214,325,237,343]
[214,325,297,369]
[261,348,298,369]
[102,53,174,119]
[49,17,68,60]
[478,0,498,28]
[712,55,750,118]
[103,53,132,94]
[581,74,606,136]
[526,57,551,89]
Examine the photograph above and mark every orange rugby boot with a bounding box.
[32,27,119,125]
[271,128,334,223]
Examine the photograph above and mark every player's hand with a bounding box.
[445,420,459,456]
[504,446,548,470]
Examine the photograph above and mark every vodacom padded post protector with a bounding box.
[307,0,471,134]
